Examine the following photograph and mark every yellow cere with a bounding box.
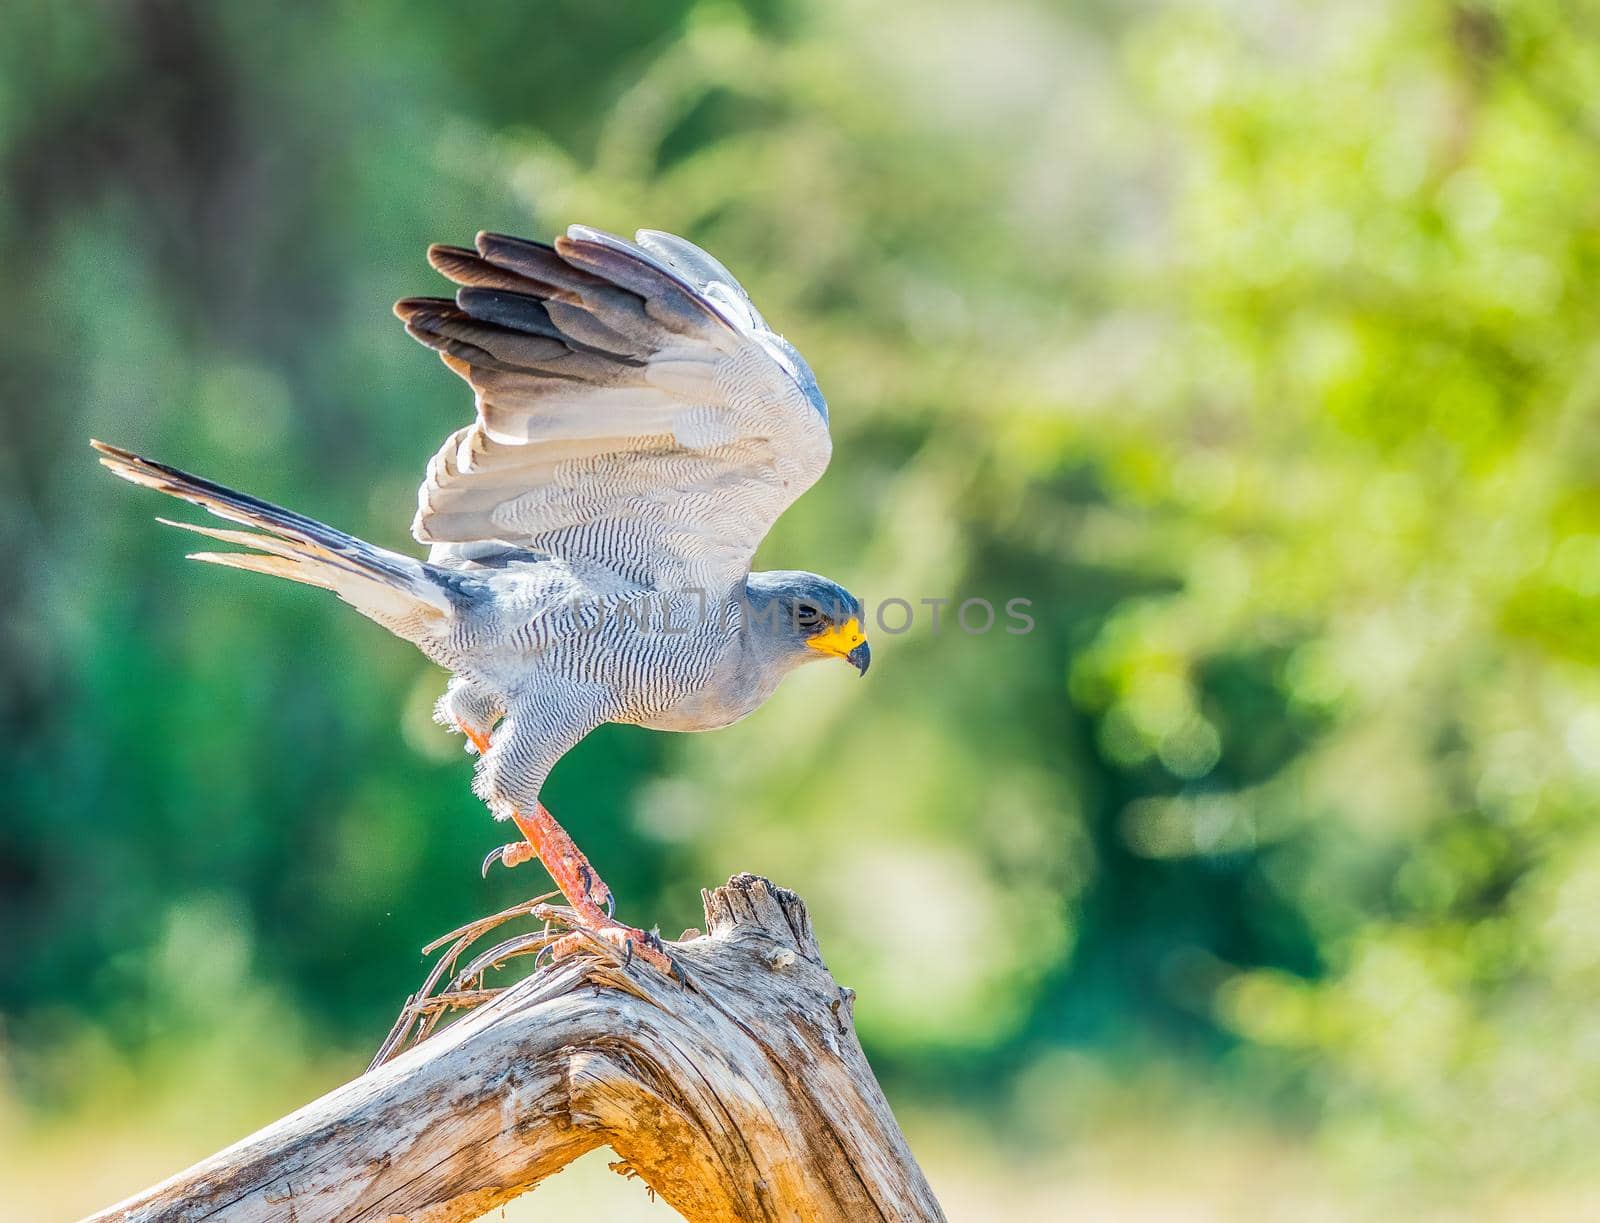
[804,616,867,658]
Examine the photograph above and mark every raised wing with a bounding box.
[396,225,832,594]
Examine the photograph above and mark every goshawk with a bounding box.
[94,225,869,972]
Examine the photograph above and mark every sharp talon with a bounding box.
[577,863,614,918]
[621,939,634,968]
[481,845,504,877]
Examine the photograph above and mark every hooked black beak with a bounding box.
[847,640,871,676]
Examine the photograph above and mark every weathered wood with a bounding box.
[88,874,947,1222]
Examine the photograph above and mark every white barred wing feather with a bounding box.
[397,226,832,596]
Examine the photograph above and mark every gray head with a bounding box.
[742,570,870,676]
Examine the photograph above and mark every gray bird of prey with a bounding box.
[94,224,869,973]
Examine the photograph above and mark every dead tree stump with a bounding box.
[87,874,948,1222]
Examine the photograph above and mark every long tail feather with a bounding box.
[185,550,338,588]
[93,440,455,629]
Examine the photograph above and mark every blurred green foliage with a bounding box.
[3,0,1600,1209]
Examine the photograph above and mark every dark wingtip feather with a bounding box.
[455,287,561,338]
[395,296,459,325]
[427,243,478,271]
[477,230,606,289]
[404,319,483,358]
[476,230,553,258]
[555,233,726,333]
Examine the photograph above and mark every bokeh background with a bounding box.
[4,1,1600,1218]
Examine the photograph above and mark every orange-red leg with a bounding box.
[504,804,612,915]
[513,803,672,975]
[463,721,670,975]
[462,721,544,875]
[480,802,604,910]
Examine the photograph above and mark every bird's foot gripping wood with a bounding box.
[531,904,674,975]
[371,833,679,1073]
[487,803,675,977]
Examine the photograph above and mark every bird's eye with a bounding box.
[796,602,823,629]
